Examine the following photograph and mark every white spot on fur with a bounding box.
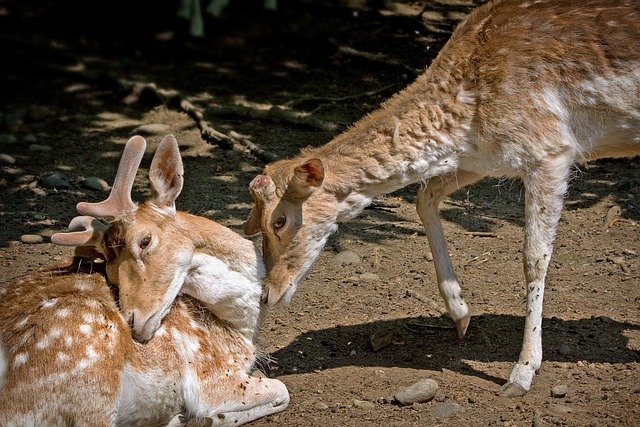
[65,336,73,346]
[75,279,93,291]
[56,308,71,318]
[35,337,50,350]
[56,352,70,363]
[13,352,28,367]
[15,316,31,328]
[41,298,58,309]
[79,324,92,335]
[82,312,96,323]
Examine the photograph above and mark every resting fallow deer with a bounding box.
[0,135,289,426]
[244,0,640,396]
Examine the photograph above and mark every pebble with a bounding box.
[433,401,465,419]
[82,176,110,191]
[27,105,53,121]
[21,234,43,244]
[40,172,71,188]
[359,272,379,282]
[29,144,52,152]
[558,343,571,356]
[352,399,375,411]
[313,401,329,410]
[394,378,439,405]
[0,134,17,145]
[369,327,395,352]
[334,250,360,266]
[551,384,568,398]
[0,153,15,164]
[133,123,171,136]
[424,251,434,261]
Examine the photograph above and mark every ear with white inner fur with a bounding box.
[149,134,184,211]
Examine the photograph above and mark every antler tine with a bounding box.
[50,216,109,247]
[76,135,147,220]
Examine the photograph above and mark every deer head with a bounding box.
[52,134,195,343]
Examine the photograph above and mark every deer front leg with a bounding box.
[188,375,289,427]
[416,170,483,338]
[501,157,571,397]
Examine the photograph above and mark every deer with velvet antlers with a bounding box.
[0,135,289,426]
[244,0,640,396]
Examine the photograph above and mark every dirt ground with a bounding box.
[1,0,639,425]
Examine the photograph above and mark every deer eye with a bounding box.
[139,235,151,249]
[272,214,286,231]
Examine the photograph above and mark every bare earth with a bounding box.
[1,1,639,426]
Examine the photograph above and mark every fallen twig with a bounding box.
[465,231,497,237]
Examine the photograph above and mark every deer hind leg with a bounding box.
[187,374,289,427]
[500,154,572,397]
[416,170,483,338]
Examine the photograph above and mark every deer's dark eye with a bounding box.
[139,235,151,249]
[273,214,286,231]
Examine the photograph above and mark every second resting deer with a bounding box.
[244,0,640,396]
[0,135,289,426]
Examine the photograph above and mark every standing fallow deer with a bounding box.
[0,135,289,426]
[244,0,640,396]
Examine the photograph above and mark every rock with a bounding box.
[433,401,465,419]
[352,399,375,410]
[133,123,171,136]
[549,403,572,413]
[394,378,439,405]
[551,384,568,398]
[0,134,17,145]
[359,272,379,282]
[29,144,52,152]
[424,251,434,261]
[558,343,571,356]
[40,172,70,188]
[24,134,38,143]
[82,176,110,191]
[0,153,15,164]
[532,409,544,427]
[334,250,360,266]
[313,401,329,410]
[27,105,53,121]
[21,234,43,244]
[370,327,395,352]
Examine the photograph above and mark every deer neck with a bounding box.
[176,212,265,341]
[312,69,475,222]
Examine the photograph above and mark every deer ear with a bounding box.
[290,158,324,197]
[244,207,262,236]
[149,134,184,211]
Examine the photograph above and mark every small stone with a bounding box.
[27,105,53,121]
[24,134,38,143]
[433,401,465,419]
[394,378,439,405]
[352,399,375,411]
[40,172,70,188]
[29,144,52,152]
[133,123,171,136]
[370,327,395,352]
[21,234,43,244]
[551,384,568,398]
[0,134,17,145]
[424,251,434,261]
[82,176,110,191]
[359,272,379,282]
[313,401,329,410]
[334,250,360,266]
[0,153,15,164]
[559,343,571,356]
